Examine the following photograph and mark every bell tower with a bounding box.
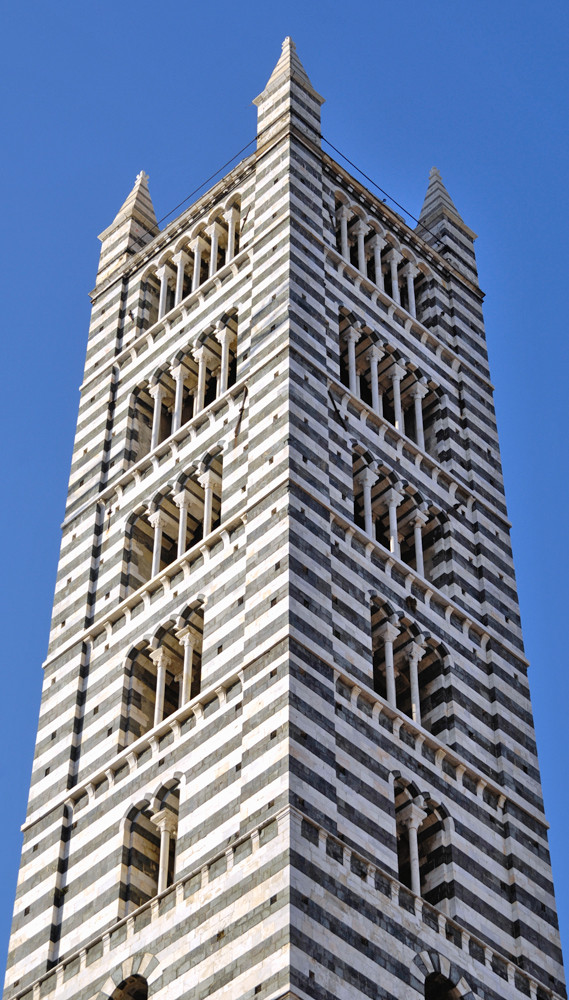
[3,39,565,1000]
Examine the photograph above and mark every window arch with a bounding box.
[122,606,204,744]
[352,454,446,582]
[122,800,159,914]
[369,600,449,735]
[108,975,148,1000]
[394,780,453,905]
[123,452,223,594]
[125,313,239,468]
[425,973,461,1000]
[121,779,180,916]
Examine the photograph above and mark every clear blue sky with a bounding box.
[1,0,567,979]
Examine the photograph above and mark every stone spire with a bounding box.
[418,166,464,229]
[253,37,324,147]
[417,166,478,283]
[261,36,319,97]
[96,171,158,285]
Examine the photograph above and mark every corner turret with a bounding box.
[96,171,158,285]
[417,166,479,284]
[253,37,324,148]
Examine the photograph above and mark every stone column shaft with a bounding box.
[386,488,403,559]
[353,220,368,274]
[173,251,190,306]
[356,467,376,536]
[198,469,221,537]
[156,265,172,320]
[215,325,234,395]
[391,364,406,433]
[149,383,165,451]
[371,234,386,291]
[414,519,424,578]
[337,206,350,261]
[408,823,421,896]
[386,250,403,305]
[170,366,185,434]
[192,347,214,414]
[224,206,239,262]
[345,327,361,396]
[190,237,206,292]
[152,809,177,894]
[412,383,428,451]
[408,641,425,726]
[367,345,384,416]
[378,621,399,708]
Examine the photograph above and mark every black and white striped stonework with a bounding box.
[3,37,565,1000]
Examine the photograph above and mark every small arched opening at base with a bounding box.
[109,975,148,1000]
[424,972,460,1000]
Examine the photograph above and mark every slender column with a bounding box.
[190,236,207,292]
[198,469,222,537]
[353,219,369,274]
[192,346,214,413]
[402,804,427,896]
[206,221,224,278]
[172,489,193,557]
[408,638,425,726]
[149,647,173,728]
[345,325,361,396]
[385,487,404,559]
[411,381,429,450]
[215,322,235,395]
[390,362,406,432]
[148,510,167,578]
[223,206,239,261]
[386,249,403,305]
[355,467,377,536]
[176,624,201,705]
[172,250,190,306]
[149,383,165,450]
[151,809,178,894]
[170,365,186,434]
[181,637,194,705]
[156,264,173,320]
[366,344,380,412]
[412,509,429,578]
[370,233,386,291]
[378,620,399,708]
[403,262,419,318]
[337,204,351,260]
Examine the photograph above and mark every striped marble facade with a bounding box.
[3,37,565,1000]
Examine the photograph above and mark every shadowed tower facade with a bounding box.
[3,38,566,1000]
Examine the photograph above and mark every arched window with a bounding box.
[424,972,460,1000]
[123,454,224,595]
[123,801,159,913]
[370,601,449,735]
[122,781,180,916]
[109,975,148,1000]
[125,313,238,470]
[394,782,452,904]
[140,274,159,330]
[123,609,203,743]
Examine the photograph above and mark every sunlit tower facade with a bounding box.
[3,39,566,1000]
